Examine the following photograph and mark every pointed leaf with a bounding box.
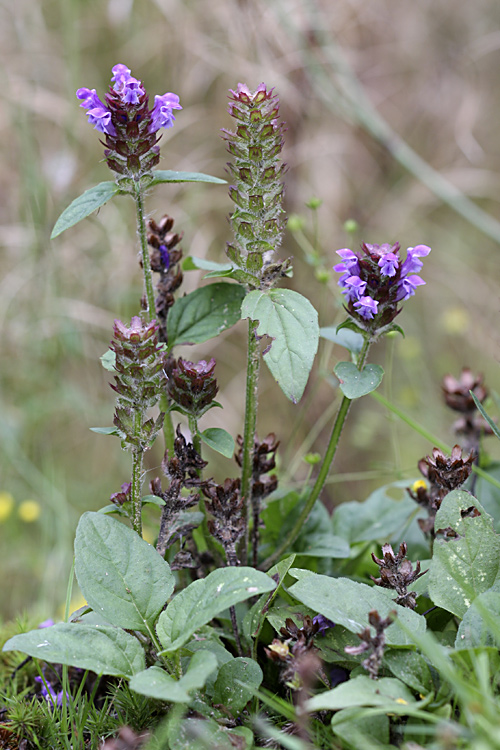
[428,491,500,617]
[130,651,218,702]
[149,170,226,186]
[3,623,145,677]
[241,289,319,403]
[288,570,426,646]
[320,326,364,354]
[100,349,116,372]
[167,282,245,349]
[75,512,174,634]
[157,567,276,653]
[334,361,384,399]
[183,256,233,273]
[51,182,120,238]
[200,428,235,458]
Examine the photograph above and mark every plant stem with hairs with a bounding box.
[259,337,371,570]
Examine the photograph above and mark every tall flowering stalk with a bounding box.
[260,240,431,570]
[110,317,165,535]
[223,83,288,561]
[77,64,182,318]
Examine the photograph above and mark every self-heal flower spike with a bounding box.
[222,82,290,289]
[77,64,181,182]
[333,241,430,335]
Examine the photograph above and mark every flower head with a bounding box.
[77,64,181,181]
[333,241,430,334]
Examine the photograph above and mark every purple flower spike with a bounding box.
[149,93,182,133]
[378,253,399,277]
[354,296,379,320]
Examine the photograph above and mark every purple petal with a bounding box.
[378,252,399,277]
[397,275,426,301]
[149,93,182,133]
[354,295,379,320]
[342,275,367,301]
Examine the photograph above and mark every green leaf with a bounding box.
[167,282,246,349]
[241,289,319,403]
[319,326,364,354]
[455,587,500,649]
[75,512,174,635]
[156,567,276,653]
[428,491,500,617]
[199,428,235,458]
[288,571,426,646]
[212,657,263,713]
[51,182,120,238]
[330,708,390,748]
[3,623,145,677]
[130,651,218,702]
[306,675,415,712]
[384,649,434,694]
[334,361,384,399]
[242,554,296,642]
[183,256,233,273]
[100,349,116,372]
[331,479,423,544]
[89,426,122,436]
[149,170,226,186]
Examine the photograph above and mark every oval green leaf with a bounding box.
[320,326,364,354]
[156,567,276,653]
[3,623,145,677]
[241,289,319,404]
[130,651,218,702]
[149,170,226,185]
[213,657,263,713]
[75,512,174,634]
[334,361,384,399]
[200,428,235,458]
[167,282,246,350]
[51,182,120,238]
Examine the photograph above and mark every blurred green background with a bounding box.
[2,0,500,620]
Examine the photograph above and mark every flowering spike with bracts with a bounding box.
[77,64,181,183]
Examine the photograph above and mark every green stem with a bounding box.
[131,446,143,537]
[259,337,371,571]
[133,185,156,320]
[240,320,261,564]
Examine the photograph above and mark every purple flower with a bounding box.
[400,244,431,276]
[313,614,335,636]
[159,244,170,270]
[38,618,55,629]
[397,274,426,301]
[342,275,367,302]
[354,295,379,320]
[378,252,399,277]
[76,88,117,136]
[34,676,68,708]
[149,92,182,133]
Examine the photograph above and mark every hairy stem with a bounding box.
[259,338,371,570]
[131,446,143,537]
[240,320,261,564]
[134,186,156,319]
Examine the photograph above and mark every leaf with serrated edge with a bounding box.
[167,283,245,349]
[241,289,319,404]
[3,623,145,677]
[157,567,276,653]
[75,512,174,635]
[51,182,119,238]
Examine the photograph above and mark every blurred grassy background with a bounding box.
[2,0,500,619]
